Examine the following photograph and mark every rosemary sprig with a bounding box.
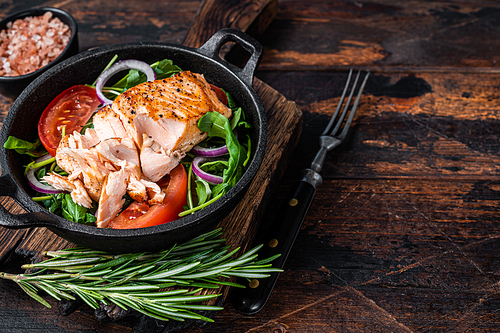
[0,228,281,322]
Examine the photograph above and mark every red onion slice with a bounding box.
[192,157,223,184]
[191,144,228,157]
[27,155,62,194]
[192,132,237,157]
[95,59,156,105]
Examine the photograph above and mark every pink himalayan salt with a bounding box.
[0,11,71,76]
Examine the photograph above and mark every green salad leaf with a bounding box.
[198,111,247,184]
[44,193,96,225]
[3,136,46,157]
[195,178,212,205]
[109,59,182,92]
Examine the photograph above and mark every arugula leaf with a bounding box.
[223,128,247,183]
[199,160,228,175]
[224,89,237,110]
[212,183,229,197]
[243,133,252,167]
[125,69,142,90]
[230,108,242,130]
[227,165,245,188]
[43,193,63,214]
[195,178,212,205]
[37,168,47,180]
[197,112,246,184]
[3,136,46,157]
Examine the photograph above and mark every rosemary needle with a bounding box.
[0,228,282,322]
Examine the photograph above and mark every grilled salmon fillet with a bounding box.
[113,71,231,151]
[44,70,232,228]
[113,70,232,181]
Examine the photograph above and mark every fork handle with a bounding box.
[230,169,322,315]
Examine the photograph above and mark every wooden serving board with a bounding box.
[0,0,301,283]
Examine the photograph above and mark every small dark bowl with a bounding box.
[0,7,79,99]
[0,28,267,253]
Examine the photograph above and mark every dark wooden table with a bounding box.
[1,0,500,332]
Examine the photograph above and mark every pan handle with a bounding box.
[197,28,263,87]
[0,174,57,228]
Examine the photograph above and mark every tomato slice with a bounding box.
[113,202,150,221]
[108,164,188,229]
[210,84,228,106]
[38,85,101,156]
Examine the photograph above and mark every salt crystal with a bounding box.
[43,36,54,45]
[42,12,52,22]
[0,12,70,76]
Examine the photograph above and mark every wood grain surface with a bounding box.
[1,0,500,332]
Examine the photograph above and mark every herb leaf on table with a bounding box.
[0,228,281,322]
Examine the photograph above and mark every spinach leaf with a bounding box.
[85,213,98,224]
[44,193,96,225]
[62,194,88,224]
[3,136,46,157]
[153,59,182,80]
[104,58,182,94]
[198,112,227,138]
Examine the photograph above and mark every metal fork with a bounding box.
[231,69,370,315]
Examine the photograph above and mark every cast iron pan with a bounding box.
[0,28,267,253]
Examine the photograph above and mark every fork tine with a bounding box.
[337,71,370,140]
[329,70,361,137]
[321,69,353,136]
[310,70,369,173]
